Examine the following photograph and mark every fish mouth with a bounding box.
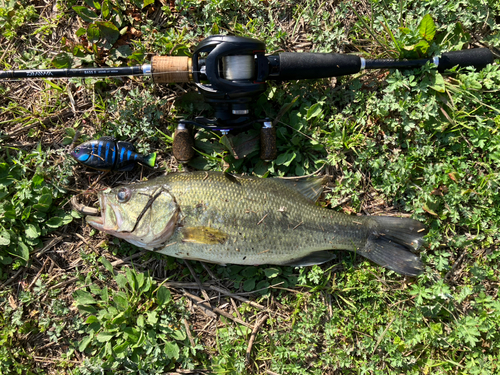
[72,189,178,249]
[71,195,107,230]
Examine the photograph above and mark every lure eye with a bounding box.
[116,187,132,203]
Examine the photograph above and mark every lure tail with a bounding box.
[142,152,157,168]
[358,217,427,276]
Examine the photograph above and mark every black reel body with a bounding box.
[190,35,269,131]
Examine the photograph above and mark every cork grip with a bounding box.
[151,56,192,83]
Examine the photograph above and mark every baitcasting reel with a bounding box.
[163,35,275,162]
[1,35,495,163]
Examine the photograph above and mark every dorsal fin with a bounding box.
[276,176,326,202]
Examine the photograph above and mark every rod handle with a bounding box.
[151,56,192,83]
[438,48,494,72]
[272,53,361,80]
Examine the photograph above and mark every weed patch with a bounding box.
[74,263,204,373]
[0,148,74,275]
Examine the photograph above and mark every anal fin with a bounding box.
[281,250,336,267]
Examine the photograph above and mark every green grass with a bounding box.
[1,0,500,374]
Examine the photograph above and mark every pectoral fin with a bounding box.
[181,226,228,245]
[224,172,242,185]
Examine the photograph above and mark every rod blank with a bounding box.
[364,48,494,72]
[0,65,146,79]
[1,57,193,83]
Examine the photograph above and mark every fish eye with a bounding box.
[116,187,132,203]
[74,148,80,153]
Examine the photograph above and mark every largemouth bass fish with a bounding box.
[84,171,426,276]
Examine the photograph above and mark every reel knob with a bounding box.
[260,120,277,161]
[173,123,195,163]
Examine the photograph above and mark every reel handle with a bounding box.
[172,123,195,163]
[260,121,277,161]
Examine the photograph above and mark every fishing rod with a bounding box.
[1,35,494,162]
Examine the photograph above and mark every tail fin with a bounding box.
[359,217,427,276]
[142,152,157,168]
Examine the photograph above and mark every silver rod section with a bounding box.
[360,57,366,71]
[142,64,152,75]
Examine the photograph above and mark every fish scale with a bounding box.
[86,171,427,276]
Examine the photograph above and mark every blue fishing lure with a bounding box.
[70,136,156,172]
